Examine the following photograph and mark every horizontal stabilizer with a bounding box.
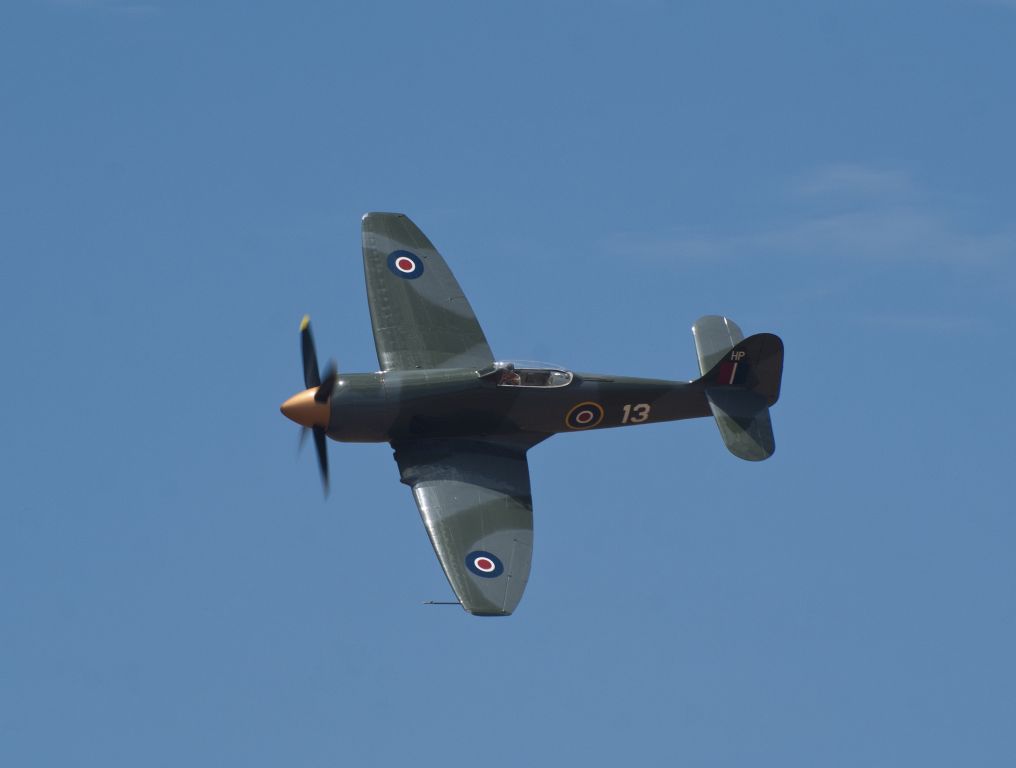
[693,314,746,375]
[703,389,775,461]
[692,316,784,462]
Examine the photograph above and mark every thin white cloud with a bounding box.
[753,208,1009,266]
[791,164,917,203]
[854,312,980,333]
[50,0,160,14]
[606,165,1014,268]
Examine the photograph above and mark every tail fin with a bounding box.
[692,316,784,461]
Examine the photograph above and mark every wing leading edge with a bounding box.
[392,437,541,616]
[362,212,494,371]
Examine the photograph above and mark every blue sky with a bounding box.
[2,1,1014,765]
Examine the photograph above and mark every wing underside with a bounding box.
[392,437,537,616]
[362,212,494,371]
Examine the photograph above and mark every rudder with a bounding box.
[692,316,784,462]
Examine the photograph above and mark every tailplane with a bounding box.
[692,316,784,461]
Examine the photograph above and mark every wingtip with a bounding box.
[300,314,310,331]
[362,211,406,222]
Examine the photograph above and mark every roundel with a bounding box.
[465,550,504,578]
[387,250,424,279]
[565,401,604,430]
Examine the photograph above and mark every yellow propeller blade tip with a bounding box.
[300,315,310,331]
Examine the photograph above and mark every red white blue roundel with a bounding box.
[387,250,424,279]
[465,550,504,578]
[565,401,604,430]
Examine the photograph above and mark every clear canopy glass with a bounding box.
[478,361,574,388]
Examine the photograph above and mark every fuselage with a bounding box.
[311,368,714,443]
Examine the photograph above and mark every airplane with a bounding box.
[280,213,784,616]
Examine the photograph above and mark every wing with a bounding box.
[362,212,495,371]
[392,437,543,616]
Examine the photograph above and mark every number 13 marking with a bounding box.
[621,403,651,424]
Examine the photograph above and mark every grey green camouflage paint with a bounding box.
[304,213,782,615]
[362,213,494,371]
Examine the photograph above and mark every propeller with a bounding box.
[316,360,338,403]
[301,315,322,389]
[281,315,337,495]
[311,424,329,495]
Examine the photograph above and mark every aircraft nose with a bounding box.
[280,389,331,429]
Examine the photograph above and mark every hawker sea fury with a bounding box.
[281,213,784,616]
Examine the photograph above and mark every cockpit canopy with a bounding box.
[478,361,574,388]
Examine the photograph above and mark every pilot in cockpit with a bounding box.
[499,364,521,386]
